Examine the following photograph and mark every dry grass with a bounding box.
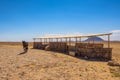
[0,41,120,80]
[110,67,120,77]
[0,42,33,48]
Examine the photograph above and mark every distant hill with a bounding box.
[84,37,104,42]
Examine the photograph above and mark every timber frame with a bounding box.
[33,33,112,60]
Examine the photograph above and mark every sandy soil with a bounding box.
[0,43,120,80]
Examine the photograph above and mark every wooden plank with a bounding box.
[33,33,112,39]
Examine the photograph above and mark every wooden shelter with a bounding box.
[33,33,112,60]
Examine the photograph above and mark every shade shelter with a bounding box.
[33,33,112,60]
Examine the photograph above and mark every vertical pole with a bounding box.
[44,38,46,44]
[42,38,43,44]
[41,38,42,44]
[52,38,53,42]
[76,37,77,43]
[33,38,35,48]
[108,35,110,48]
[66,38,67,43]
[68,37,71,52]
[44,38,45,45]
[51,38,52,42]
[49,38,50,43]
[39,38,41,43]
[93,39,94,44]
[46,38,47,44]
[45,38,46,44]
[65,38,68,53]
[41,38,42,43]
[51,38,53,42]
[60,38,62,42]
[56,38,58,42]
[79,37,81,43]
[33,39,35,42]
[69,37,71,46]
[88,37,90,44]
[75,37,77,52]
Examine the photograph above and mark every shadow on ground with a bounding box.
[19,51,27,55]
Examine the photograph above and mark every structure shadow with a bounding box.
[75,56,109,62]
[31,48,109,62]
[53,52,109,62]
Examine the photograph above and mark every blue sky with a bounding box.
[0,0,120,41]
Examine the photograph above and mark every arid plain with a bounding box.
[0,42,120,80]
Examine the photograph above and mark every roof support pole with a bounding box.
[50,38,52,43]
[56,38,58,42]
[68,37,71,51]
[43,38,44,44]
[65,38,68,53]
[60,38,62,42]
[79,37,81,43]
[108,35,110,48]
[75,37,77,52]
[49,38,50,42]
[51,38,53,42]
[39,38,41,43]
[69,37,71,46]
[46,39,47,44]
[41,38,42,44]
[75,37,77,44]
[33,39,35,43]
[66,38,67,43]
[44,39,46,44]
[33,39,35,48]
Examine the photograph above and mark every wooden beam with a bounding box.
[33,33,112,39]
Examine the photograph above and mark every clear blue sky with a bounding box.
[0,0,120,41]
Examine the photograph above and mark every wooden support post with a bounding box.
[60,38,62,42]
[33,38,35,48]
[46,39,47,44]
[33,38,35,43]
[42,38,43,44]
[79,37,81,43]
[88,37,90,44]
[41,38,42,44]
[93,40,94,44]
[49,38,50,43]
[65,38,68,53]
[44,39,46,44]
[66,38,67,43]
[43,38,44,44]
[69,37,71,46]
[108,35,110,48]
[51,38,53,42]
[56,38,58,42]
[39,38,41,43]
[46,38,47,44]
[75,37,77,52]
[44,39,45,44]
[75,37,77,43]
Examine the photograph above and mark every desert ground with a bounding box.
[0,42,120,80]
